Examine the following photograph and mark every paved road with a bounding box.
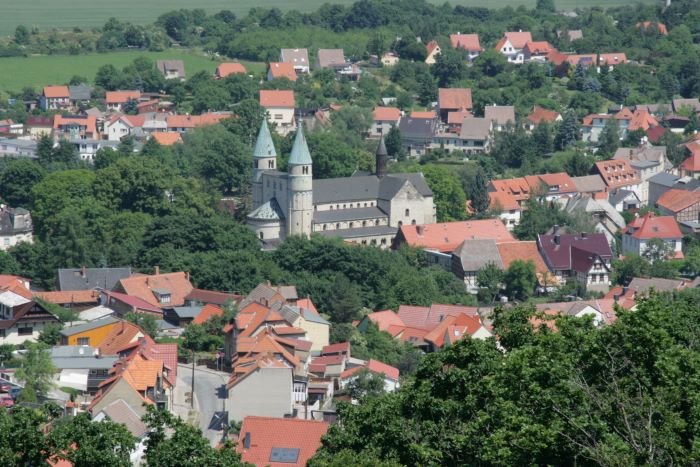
[177,363,229,446]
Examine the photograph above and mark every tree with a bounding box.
[328,274,362,323]
[38,322,63,346]
[416,164,467,222]
[432,48,465,87]
[384,126,403,158]
[182,323,221,353]
[642,237,671,262]
[468,166,490,214]
[532,122,554,155]
[142,405,245,467]
[555,110,580,150]
[306,132,365,179]
[0,159,46,207]
[514,196,568,240]
[345,368,386,400]
[503,260,537,301]
[122,98,139,115]
[15,343,56,402]
[14,25,29,45]
[124,312,157,337]
[597,118,620,157]
[612,254,651,285]
[476,262,504,304]
[535,0,556,13]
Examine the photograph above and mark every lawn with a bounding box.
[0,51,265,93]
[0,0,657,37]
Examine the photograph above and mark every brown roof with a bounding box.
[192,304,223,325]
[117,271,193,308]
[317,49,346,68]
[624,212,683,240]
[216,62,246,78]
[527,105,561,124]
[656,189,700,213]
[54,115,97,136]
[98,321,145,355]
[34,290,99,305]
[43,85,70,98]
[523,41,554,55]
[268,62,297,81]
[426,40,441,55]
[489,191,520,211]
[365,310,405,331]
[166,112,231,129]
[259,90,295,108]
[496,241,549,275]
[184,288,241,306]
[438,88,473,111]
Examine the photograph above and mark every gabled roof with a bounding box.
[340,358,400,381]
[484,105,515,126]
[58,267,132,291]
[447,109,472,125]
[409,110,436,119]
[681,150,700,173]
[166,112,231,129]
[496,31,533,50]
[572,175,607,194]
[321,342,350,355]
[97,399,148,438]
[624,212,682,240]
[450,33,481,52]
[98,320,145,355]
[280,48,310,67]
[628,109,659,132]
[34,290,100,306]
[527,105,561,124]
[117,271,193,308]
[268,62,297,81]
[105,90,141,104]
[192,304,223,325]
[426,40,441,56]
[398,219,513,253]
[317,49,346,68]
[156,60,185,77]
[523,41,554,55]
[43,85,70,98]
[185,288,241,306]
[423,313,484,348]
[140,337,178,386]
[259,90,295,108]
[216,62,246,78]
[365,310,405,331]
[489,190,520,211]
[373,106,401,122]
[593,160,641,188]
[228,354,292,390]
[237,416,329,467]
[103,290,163,314]
[496,241,549,275]
[53,115,97,136]
[538,232,613,272]
[656,189,700,213]
[397,303,480,331]
[60,316,120,337]
[438,88,473,110]
[151,132,182,146]
[459,117,492,140]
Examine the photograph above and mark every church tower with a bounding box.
[287,121,313,237]
[376,134,388,178]
[252,119,277,209]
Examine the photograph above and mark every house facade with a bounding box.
[621,213,684,260]
[495,31,533,64]
[0,291,60,345]
[259,90,296,136]
[0,206,32,251]
[227,357,294,422]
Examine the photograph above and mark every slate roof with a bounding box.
[538,233,612,272]
[318,225,397,239]
[313,207,386,223]
[288,122,312,165]
[312,173,432,204]
[58,267,132,291]
[248,199,284,221]
[453,239,504,272]
[68,84,92,101]
[254,119,277,159]
[171,306,203,319]
[609,189,638,206]
[237,416,329,467]
[398,117,436,140]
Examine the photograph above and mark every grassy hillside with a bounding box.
[0,51,264,93]
[0,0,656,37]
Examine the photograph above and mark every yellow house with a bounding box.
[60,316,120,346]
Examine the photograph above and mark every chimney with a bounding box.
[185,271,190,281]
[243,432,251,449]
[81,265,87,278]
[417,225,425,236]
[553,225,560,244]
[154,265,160,275]
[581,232,587,239]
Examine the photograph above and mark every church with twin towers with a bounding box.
[247,119,436,248]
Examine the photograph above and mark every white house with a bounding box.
[0,206,32,251]
[259,90,296,136]
[621,213,684,260]
[495,31,533,64]
[339,359,400,395]
[0,290,61,345]
[227,356,294,422]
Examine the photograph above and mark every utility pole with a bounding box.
[190,349,195,408]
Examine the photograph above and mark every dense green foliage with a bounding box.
[313,290,700,465]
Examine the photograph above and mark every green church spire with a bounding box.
[288,120,312,166]
[253,119,277,159]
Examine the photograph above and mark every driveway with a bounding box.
[177,363,229,446]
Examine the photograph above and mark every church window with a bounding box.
[371,239,377,245]
[259,232,264,240]
[336,204,339,209]
[343,204,346,209]
[412,219,416,225]
[330,206,333,210]
[323,224,327,231]
[405,209,410,217]
[375,220,379,226]
[381,238,387,245]
[255,160,259,168]
[364,203,368,207]
[268,160,274,168]
[362,221,367,227]
[302,166,309,175]
[349,222,354,228]
[336,223,340,229]
[361,240,367,245]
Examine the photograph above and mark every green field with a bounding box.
[0,0,656,37]
[0,51,264,93]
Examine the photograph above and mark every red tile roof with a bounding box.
[450,33,481,52]
[423,313,483,348]
[524,41,554,55]
[268,62,297,81]
[237,416,329,467]
[496,241,549,275]
[151,132,182,146]
[104,291,162,314]
[340,359,400,381]
[185,288,241,306]
[496,31,533,50]
[259,90,295,108]
[426,40,440,56]
[0,275,33,300]
[365,310,405,331]
[594,160,641,189]
[192,304,223,325]
[397,219,514,253]
[438,88,473,111]
[397,304,479,331]
[34,290,99,305]
[106,91,141,104]
[409,110,436,119]
[657,189,700,213]
[43,85,70,98]
[447,109,473,125]
[140,336,178,386]
[166,113,231,129]
[117,271,193,308]
[628,109,658,132]
[636,21,668,35]
[98,320,145,355]
[489,191,520,211]
[216,62,246,78]
[321,342,350,355]
[373,106,401,122]
[53,115,97,136]
[681,146,700,172]
[646,125,668,143]
[295,298,317,314]
[527,105,560,124]
[624,212,683,240]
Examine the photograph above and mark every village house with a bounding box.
[0,205,32,251]
[592,159,642,203]
[237,416,329,466]
[672,98,700,114]
[656,189,700,233]
[380,52,399,66]
[437,88,472,122]
[489,190,521,230]
[484,105,515,132]
[398,116,436,157]
[68,84,92,109]
[165,112,231,133]
[613,145,672,205]
[621,212,684,260]
[561,194,626,245]
[636,21,668,35]
[534,299,618,328]
[648,172,700,207]
[260,90,296,136]
[495,31,533,63]
[49,345,119,394]
[425,40,441,65]
[371,106,401,138]
[680,144,700,178]
[450,33,481,61]
[215,62,246,79]
[151,132,182,146]
[40,85,70,111]
[0,138,37,159]
[572,174,608,199]
[445,109,472,134]
[433,117,492,154]
[524,105,562,132]
[339,359,401,392]
[489,172,578,206]
[523,41,554,62]
[393,218,514,268]
[53,114,98,142]
[113,268,194,310]
[316,49,359,79]
[34,289,100,312]
[0,276,60,345]
[156,60,185,80]
[104,114,145,142]
[280,48,310,74]
[105,90,141,112]
[267,62,297,82]
[537,229,613,292]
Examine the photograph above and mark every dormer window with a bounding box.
[152,288,172,304]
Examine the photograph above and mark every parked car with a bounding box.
[0,394,14,407]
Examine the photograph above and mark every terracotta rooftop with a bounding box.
[320,342,350,355]
[397,219,514,253]
[340,358,400,381]
[450,33,481,52]
[53,115,97,136]
[105,90,141,104]
[397,304,480,331]
[151,132,182,146]
[166,112,231,129]
[489,191,520,211]
[192,303,223,325]
[423,313,483,348]
[628,109,658,132]
[496,241,549,275]
[43,85,70,98]
[438,88,473,110]
[237,416,329,467]
[656,189,700,213]
[409,110,436,119]
[34,289,99,305]
[117,271,193,308]
[185,288,241,306]
[426,40,440,55]
[594,160,641,188]
[373,106,401,122]
[365,310,405,331]
[98,320,145,355]
[268,62,297,81]
[496,31,533,50]
[527,105,561,124]
[624,212,683,240]
[681,148,700,172]
[216,62,247,78]
[523,41,554,55]
[259,90,295,108]
[447,109,473,125]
